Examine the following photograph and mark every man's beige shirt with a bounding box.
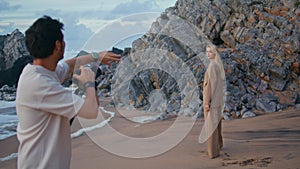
[16,62,84,169]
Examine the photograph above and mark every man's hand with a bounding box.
[96,51,121,66]
[64,50,121,80]
[73,66,95,84]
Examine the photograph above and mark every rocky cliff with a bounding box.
[0,29,32,88]
[113,0,300,119]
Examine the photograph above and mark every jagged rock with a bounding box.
[112,12,210,117]
[0,29,30,71]
[123,0,300,118]
[242,111,256,118]
[0,29,32,88]
[0,55,32,88]
[281,0,298,9]
[256,94,279,113]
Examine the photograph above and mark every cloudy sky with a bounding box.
[0,0,176,58]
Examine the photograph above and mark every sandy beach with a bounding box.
[0,104,299,169]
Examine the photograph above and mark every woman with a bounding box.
[200,45,225,158]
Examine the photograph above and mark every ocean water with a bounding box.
[0,101,118,141]
[0,101,17,141]
[0,100,160,141]
[0,105,116,162]
[0,100,158,162]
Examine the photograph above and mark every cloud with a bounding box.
[0,0,21,11]
[110,0,161,16]
[35,9,93,51]
[83,12,160,51]
[0,23,16,34]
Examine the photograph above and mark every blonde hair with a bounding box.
[206,45,225,80]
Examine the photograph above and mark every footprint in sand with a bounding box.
[198,150,207,157]
[223,152,231,160]
[222,156,272,167]
[284,153,295,160]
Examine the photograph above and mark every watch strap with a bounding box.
[83,81,95,92]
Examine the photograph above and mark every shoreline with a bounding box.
[0,109,299,169]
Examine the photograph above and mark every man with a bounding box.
[16,15,119,169]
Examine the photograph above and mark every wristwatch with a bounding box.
[83,81,95,92]
[91,52,98,62]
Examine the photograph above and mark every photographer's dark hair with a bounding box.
[25,15,64,59]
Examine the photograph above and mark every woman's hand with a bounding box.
[204,104,210,112]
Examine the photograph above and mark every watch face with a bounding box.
[92,52,98,62]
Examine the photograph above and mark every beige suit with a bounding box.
[203,61,224,159]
